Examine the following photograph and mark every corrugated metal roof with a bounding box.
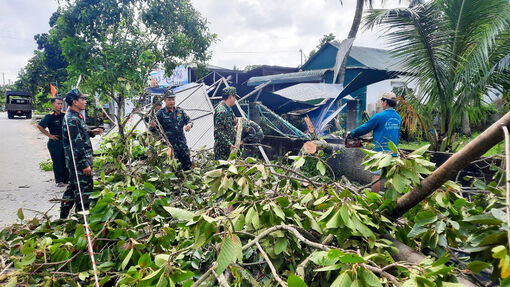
[274,83,344,102]
[247,69,330,86]
[330,44,402,71]
[175,83,215,150]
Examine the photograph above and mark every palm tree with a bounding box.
[364,0,510,151]
[337,0,371,85]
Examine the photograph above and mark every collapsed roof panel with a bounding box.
[246,69,330,87]
[273,83,343,103]
[174,83,215,150]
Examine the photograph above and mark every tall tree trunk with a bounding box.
[337,0,364,85]
[117,94,125,139]
[391,111,510,219]
[462,111,471,136]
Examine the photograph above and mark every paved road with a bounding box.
[0,112,62,227]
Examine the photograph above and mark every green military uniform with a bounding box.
[214,102,236,160]
[61,109,96,218]
[156,107,192,170]
[241,120,263,158]
[38,110,69,184]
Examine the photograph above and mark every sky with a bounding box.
[0,0,407,84]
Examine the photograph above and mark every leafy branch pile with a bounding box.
[0,132,508,286]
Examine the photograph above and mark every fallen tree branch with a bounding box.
[363,263,401,287]
[256,242,287,287]
[296,234,334,278]
[243,224,333,252]
[191,262,217,287]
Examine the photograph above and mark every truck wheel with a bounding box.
[7,111,13,119]
[26,111,32,119]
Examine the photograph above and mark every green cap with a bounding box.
[223,87,237,96]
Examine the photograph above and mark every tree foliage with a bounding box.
[364,0,510,151]
[28,0,216,137]
[0,129,507,286]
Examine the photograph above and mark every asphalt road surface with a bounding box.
[0,112,62,227]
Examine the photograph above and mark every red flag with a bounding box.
[50,84,57,98]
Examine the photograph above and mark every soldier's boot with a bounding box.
[60,205,72,219]
[75,194,90,213]
[60,183,75,219]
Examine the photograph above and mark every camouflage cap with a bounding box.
[223,86,237,96]
[152,96,162,105]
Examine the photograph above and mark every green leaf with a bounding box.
[408,225,428,238]
[114,219,129,227]
[251,208,260,229]
[359,268,382,287]
[415,211,437,226]
[287,274,308,287]
[155,254,170,267]
[163,207,195,222]
[316,161,326,176]
[5,277,17,287]
[275,197,290,207]
[331,272,352,287]
[326,210,343,229]
[338,253,365,264]
[409,144,430,156]
[309,251,338,266]
[274,238,288,255]
[272,204,286,220]
[388,141,398,153]
[492,245,507,259]
[217,236,236,274]
[232,234,243,263]
[17,208,24,221]
[142,268,164,281]
[467,261,491,274]
[293,157,306,169]
[228,165,238,174]
[463,214,502,225]
[378,154,393,168]
[79,271,89,280]
[121,248,133,270]
[21,253,36,266]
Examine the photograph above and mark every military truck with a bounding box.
[6,91,34,119]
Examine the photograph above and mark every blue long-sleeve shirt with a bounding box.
[350,108,402,152]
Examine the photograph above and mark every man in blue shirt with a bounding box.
[347,92,402,192]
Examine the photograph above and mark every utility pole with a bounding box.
[299,49,303,68]
[2,72,4,86]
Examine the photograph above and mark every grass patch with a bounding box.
[39,159,53,171]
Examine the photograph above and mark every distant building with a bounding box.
[301,42,406,111]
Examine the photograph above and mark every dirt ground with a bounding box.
[0,112,62,228]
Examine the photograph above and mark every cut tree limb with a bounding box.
[392,111,510,219]
[386,236,477,287]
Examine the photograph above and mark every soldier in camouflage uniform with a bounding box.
[240,119,263,158]
[146,96,163,139]
[60,89,103,219]
[155,89,193,170]
[214,87,237,160]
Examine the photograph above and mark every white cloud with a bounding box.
[0,0,407,82]
[191,0,407,70]
[0,0,58,82]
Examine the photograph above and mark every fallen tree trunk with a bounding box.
[386,236,478,287]
[392,111,510,219]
